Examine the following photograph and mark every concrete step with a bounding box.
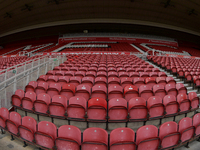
[187,87,193,90]
[177,81,184,84]
[188,90,198,94]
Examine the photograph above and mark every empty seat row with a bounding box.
[14,80,189,104]
[1,107,200,150]
[12,92,199,122]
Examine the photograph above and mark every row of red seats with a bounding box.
[0,55,42,70]
[15,78,189,101]
[12,89,199,122]
[148,56,200,85]
[1,107,200,150]
[61,42,140,52]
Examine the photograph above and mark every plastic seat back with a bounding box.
[136,125,160,150]
[147,96,164,119]
[49,95,67,118]
[189,92,199,110]
[177,93,191,114]
[108,98,128,122]
[6,112,21,136]
[124,85,139,102]
[21,91,36,111]
[34,93,51,115]
[82,127,108,150]
[34,121,57,149]
[87,98,107,122]
[35,81,48,95]
[193,113,200,137]
[25,81,37,92]
[165,83,178,97]
[128,97,147,121]
[108,85,123,100]
[18,116,37,142]
[11,89,25,108]
[75,84,91,101]
[60,83,75,99]
[163,95,178,116]
[139,85,153,101]
[159,121,180,149]
[67,96,87,121]
[0,107,9,129]
[56,125,81,150]
[178,117,194,143]
[110,128,135,150]
[153,84,166,99]
[91,85,107,100]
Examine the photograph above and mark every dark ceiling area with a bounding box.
[0,23,200,46]
[0,0,200,46]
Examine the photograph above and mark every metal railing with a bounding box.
[0,55,67,109]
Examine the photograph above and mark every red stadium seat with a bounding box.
[81,77,94,88]
[49,95,67,118]
[139,85,153,101]
[166,77,176,86]
[178,117,195,143]
[33,93,51,115]
[128,97,147,121]
[69,76,81,87]
[46,75,58,85]
[57,76,69,86]
[55,125,81,150]
[35,81,48,96]
[6,112,21,137]
[91,85,107,100]
[108,85,123,100]
[153,84,166,99]
[159,121,180,149]
[188,92,199,111]
[165,83,178,97]
[21,91,36,112]
[108,98,128,122]
[147,96,164,119]
[82,127,108,150]
[176,83,187,94]
[163,95,179,117]
[25,81,37,92]
[37,75,48,83]
[120,77,133,88]
[94,77,107,87]
[46,83,61,98]
[193,113,200,138]
[136,125,160,150]
[177,93,191,114]
[60,83,75,99]
[75,84,91,101]
[67,96,87,121]
[133,77,145,88]
[124,85,139,102]
[110,128,136,150]
[0,107,9,130]
[156,77,166,87]
[145,77,156,88]
[108,77,120,86]
[87,98,107,122]
[11,89,25,108]
[18,116,37,143]
[34,121,57,149]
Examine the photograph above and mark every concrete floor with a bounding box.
[0,132,39,150]
[1,132,200,150]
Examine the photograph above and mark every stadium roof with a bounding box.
[0,0,200,44]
